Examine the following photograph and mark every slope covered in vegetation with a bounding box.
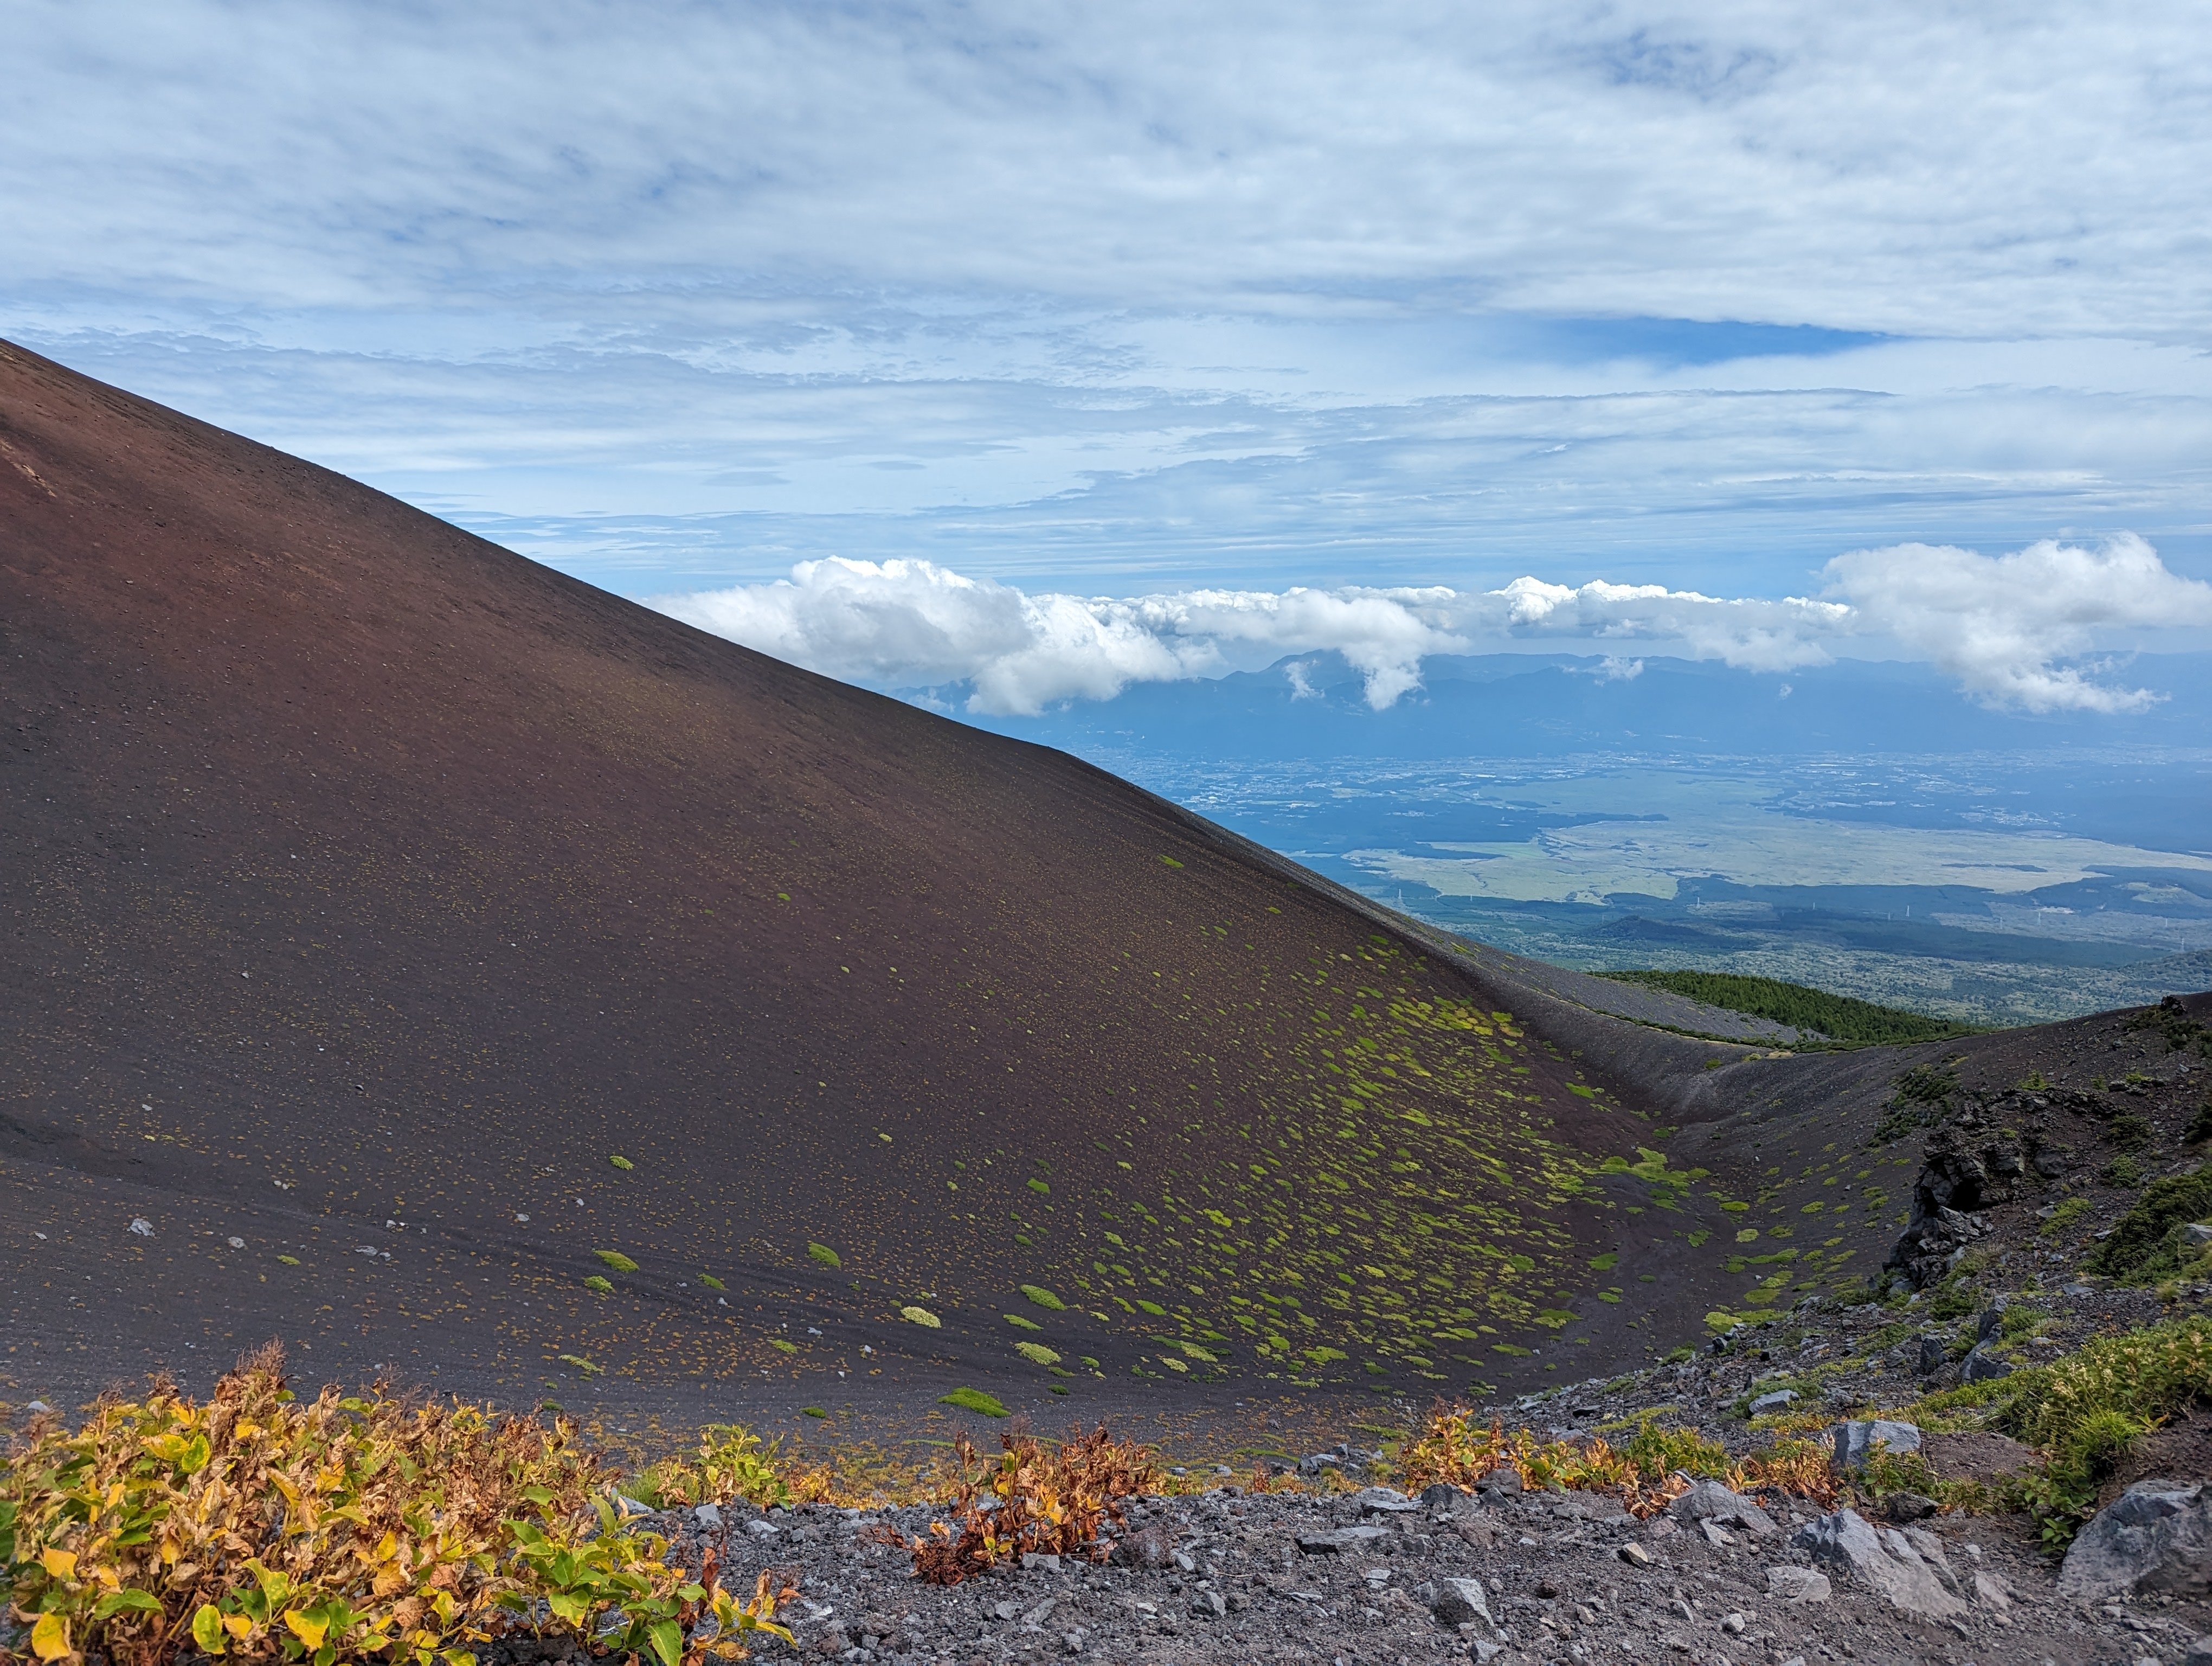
[1598,969,1980,1046]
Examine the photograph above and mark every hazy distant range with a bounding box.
[932,651,2212,1027]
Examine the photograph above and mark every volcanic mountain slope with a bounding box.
[0,338,1765,1419]
[0,339,2110,1432]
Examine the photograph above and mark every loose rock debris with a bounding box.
[484,1479,2211,1666]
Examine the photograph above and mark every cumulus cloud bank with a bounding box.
[659,536,2212,718]
[1827,534,2212,713]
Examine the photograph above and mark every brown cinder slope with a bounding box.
[2,341,1780,1422]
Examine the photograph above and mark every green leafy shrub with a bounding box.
[2108,1113,2154,1154]
[1919,1313,2212,1547]
[2187,1101,2212,1145]
[1927,1280,1977,1321]
[807,1243,841,1269]
[2087,1165,2212,1282]
[2040,1197,2093,1237]
[1020,1284,1066,1310]
[634,1424,792,1513]
[595,1250,640,1273]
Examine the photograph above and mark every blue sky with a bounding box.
[11,0,2212,709]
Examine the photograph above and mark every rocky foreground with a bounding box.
[469,1255,2212,1666]
[521,1461,2206,1666]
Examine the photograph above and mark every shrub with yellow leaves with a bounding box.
[1,1345,793,1666]
[629,1425,792,1514]
[1395,1404,1838,1518]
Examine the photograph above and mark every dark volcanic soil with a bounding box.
[0,339,1722,1424]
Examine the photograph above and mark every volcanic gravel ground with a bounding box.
[481,1463,2206,1666]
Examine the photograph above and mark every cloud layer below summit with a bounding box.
[661,535,2212,716]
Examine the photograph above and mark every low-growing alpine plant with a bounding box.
[0,1346,792,1666]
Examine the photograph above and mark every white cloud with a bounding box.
[1486,577,1846,673]
[659,535,2212,717]
[664,559,1206,715]
[1821,534,2212,713]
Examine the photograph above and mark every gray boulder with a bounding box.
[1916,1335,1949,1375]
[1748,1388,1798,1416]
[2056,1481,2212,1603]
[1420,1482,1468,1513]
[1667,1479,1778,1537]
[1960,1344,2014,1382]
[1355,1486,1420,1515]
[1426,1576,1493,1627]
[1831,1419,1922,1471]
[1765,1566,1831,1602]
[1791,1508,1967,1620]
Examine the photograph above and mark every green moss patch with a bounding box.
[938,1387,1011,1417]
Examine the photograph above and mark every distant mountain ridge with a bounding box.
[936,647,2212,759]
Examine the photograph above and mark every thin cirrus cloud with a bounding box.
[658,535,2212,718]
[9,1,2208,334]
[6,2,2212,613]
